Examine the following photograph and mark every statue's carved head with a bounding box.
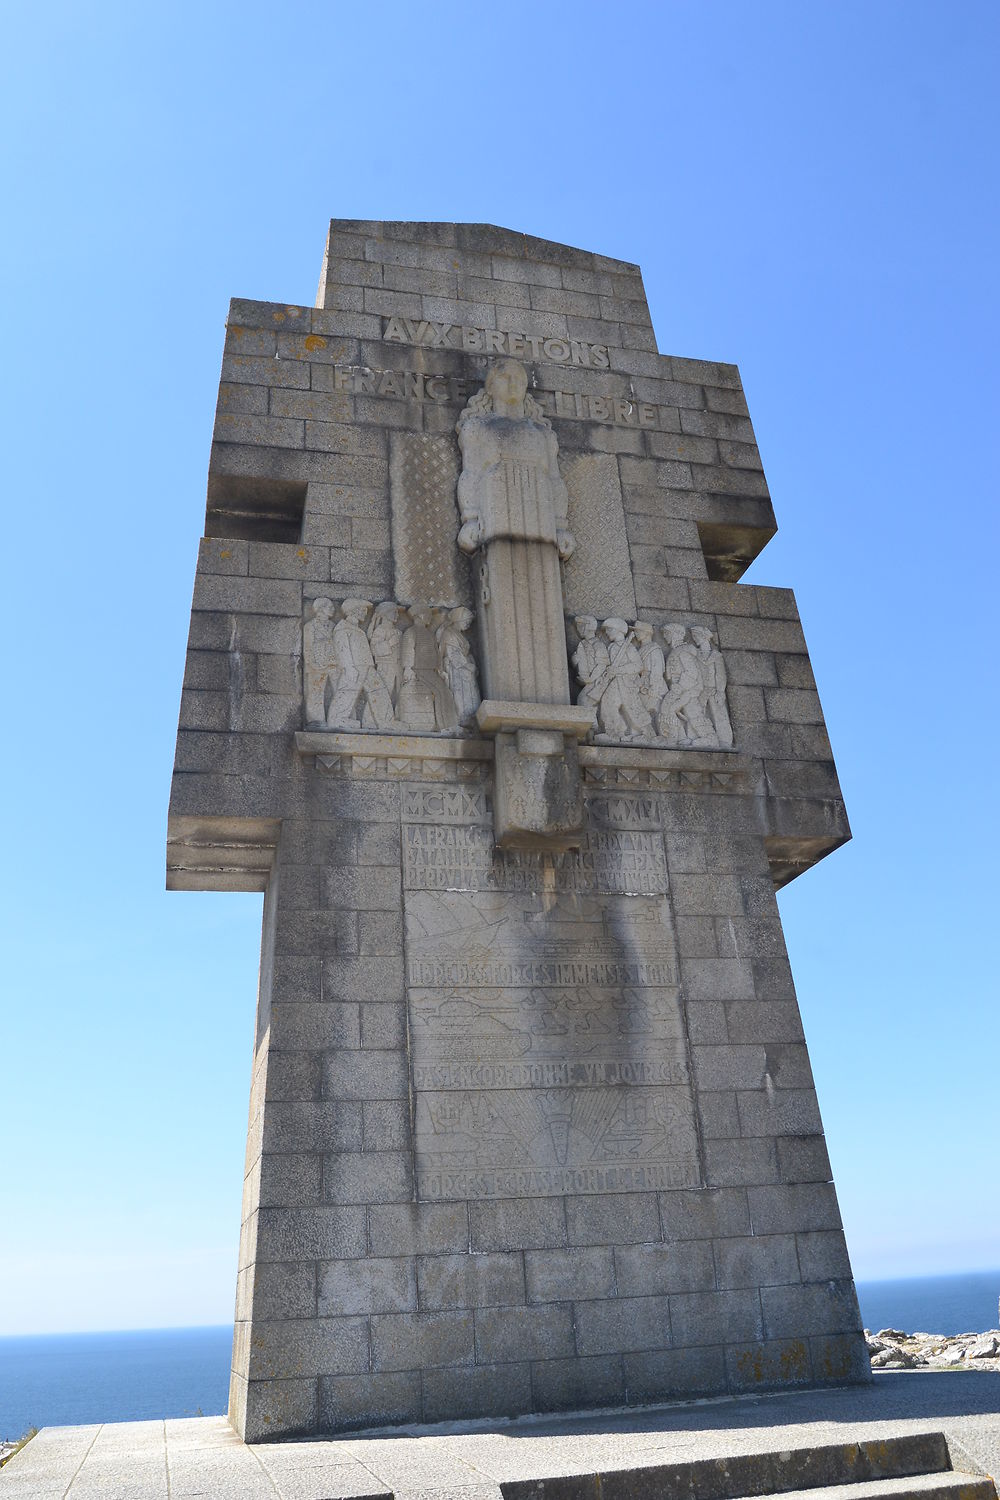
[574,614,598,640]
[485,357,529,412]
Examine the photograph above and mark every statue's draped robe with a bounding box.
[457,411,570,705]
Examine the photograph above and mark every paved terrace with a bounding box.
[1,1372,998,1499]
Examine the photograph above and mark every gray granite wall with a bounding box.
[169,221,867,1440]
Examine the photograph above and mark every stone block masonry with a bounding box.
[168,220,867,1441]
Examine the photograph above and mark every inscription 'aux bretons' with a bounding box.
[334,364,680,434]
[383,316,610,368]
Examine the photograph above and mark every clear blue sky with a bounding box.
[2,1,997,1335]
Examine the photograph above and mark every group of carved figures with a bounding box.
[304,597,480,733]
[572,617,733,750]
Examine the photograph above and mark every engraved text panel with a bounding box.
[402,793,701,1200]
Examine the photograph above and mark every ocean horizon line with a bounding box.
[2,1268,999,1343]
[0,1324,233,1342]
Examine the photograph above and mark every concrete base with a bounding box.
[3,1373,999,1500]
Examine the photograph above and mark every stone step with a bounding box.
[747,1474,997,1500]
[502,1433,965,1500]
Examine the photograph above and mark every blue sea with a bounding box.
[2,1272,999,1438]
[856,1269,1000,1338]
[0,1326,232,1440]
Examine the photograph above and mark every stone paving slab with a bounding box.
[2,1372,998,1499]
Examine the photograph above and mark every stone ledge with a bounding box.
[476,700,597,738]
[296,730,492,761]
[294,730,755,794]
[295,730,748,772]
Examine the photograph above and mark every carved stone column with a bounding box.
[456,359,593,847]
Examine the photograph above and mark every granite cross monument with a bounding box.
[168,220,870,1441]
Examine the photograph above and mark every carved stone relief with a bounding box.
[389,432,472,610]
[401,789,702,1202]
[401,819,668,897]
[561,453,637,622]
[303,597,480,734]
[571,617,734,750]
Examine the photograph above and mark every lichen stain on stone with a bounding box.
[220,550,231,560]
[304,334,327,352]
[296,549,307,560]
[781,1340,808,1377]
[734,1347,765,1382]
[272,311,286,324]
[229,325,244,340]
[823,1343,854,1378]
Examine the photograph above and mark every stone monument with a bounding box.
[168,220,869,1441]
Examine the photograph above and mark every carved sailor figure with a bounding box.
[302,596,339,726]
[691,626,733,749]
[368,601,404,703]
[326,598,396,731]
[436,607,480,725]
[632,620,667,721]
[596,618,653,740]
[657,624,713,746]
[398,604,459,732]
[572,615,609,711]
[456,359,575,703]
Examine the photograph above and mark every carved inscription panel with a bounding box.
[401,787,702,1200]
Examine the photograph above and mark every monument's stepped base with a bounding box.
[3,1376,999,1500]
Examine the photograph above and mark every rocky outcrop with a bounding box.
[865,1327,1000,1369]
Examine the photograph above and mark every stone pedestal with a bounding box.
[477,700,594,850]
[168,220,868,1440]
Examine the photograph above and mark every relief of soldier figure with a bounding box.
[571,615,733,750]
[303,597,480,734]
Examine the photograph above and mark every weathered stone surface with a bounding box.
[561,453,636,619]
[167,219,865,1437]
[389,431,471,609]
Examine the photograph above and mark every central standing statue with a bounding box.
[456,359,595,847]
[456,359,575,704]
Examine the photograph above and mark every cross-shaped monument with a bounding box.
[168,221,869,1441]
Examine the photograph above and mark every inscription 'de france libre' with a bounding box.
[400,786,702,1202]
[329,316,681,435]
